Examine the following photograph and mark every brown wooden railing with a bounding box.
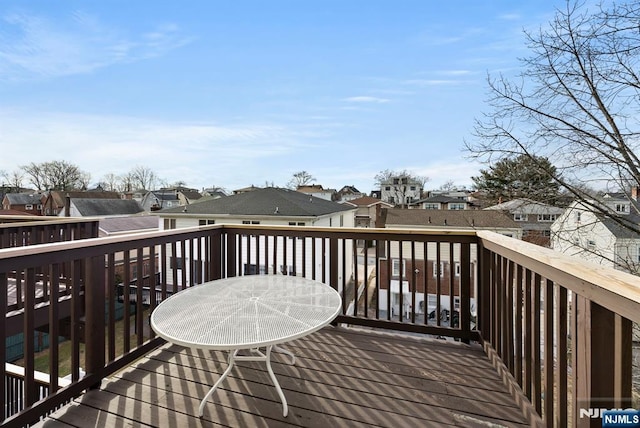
[0,223,638,427]
[477,231,640,428]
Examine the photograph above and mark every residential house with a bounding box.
[378,208,522,319]
[550,192,640,273]
[202,187,228,199]
[42,190,121,216]
[412,195,473,210]
[485,198,565,247]
[140,187,202,211]
[58,198,144,217]
[344,196,393,228]
[232,185,261,195]
[380,176,422,206]
[155,187,356,285]
[2,193,44,216]
[296,184,336,201]
[335,185,364,202]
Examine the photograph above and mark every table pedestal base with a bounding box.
[198,345,293,418]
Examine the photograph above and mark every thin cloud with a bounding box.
[343,96,390,104]
[498,13,522,21]
[403,79,465,86]
[0,11,192,80]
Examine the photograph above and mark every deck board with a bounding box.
[35,326,531,427]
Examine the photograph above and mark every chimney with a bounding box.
[64,194,71,217]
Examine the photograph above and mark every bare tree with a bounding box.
[2,170,24,192]
[287,171,315,189]
[100,173,122,192]
[22,160,87,191]
[466,0,640,236]
[129,165,159,191]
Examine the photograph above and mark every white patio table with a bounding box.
[149,275,342,418]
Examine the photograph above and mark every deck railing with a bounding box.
[0,223,638,427]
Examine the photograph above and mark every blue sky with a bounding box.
[0,0,572,193]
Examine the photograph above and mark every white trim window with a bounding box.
[392,259,406,277]
[537,214,557,222]
[513,213,528,221]
[433,261,444,277]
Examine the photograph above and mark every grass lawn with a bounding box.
[14,309,149,378]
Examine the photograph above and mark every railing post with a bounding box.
[478,245,492,342]
[209,230,222,281]
[574,297,633,428]
[84,255,105,390]
[460,242,471,344]
[226,231,236,278]
[330,237,338,291]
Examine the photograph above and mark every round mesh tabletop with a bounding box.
[150,276,342,350]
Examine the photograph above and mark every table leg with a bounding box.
[274,345,296,365]
[198,350,237,417]
[266,345,288,417]
[198,347,289,418]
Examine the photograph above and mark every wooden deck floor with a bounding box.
[35,326,531,427]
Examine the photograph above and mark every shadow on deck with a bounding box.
[35,327,530,427]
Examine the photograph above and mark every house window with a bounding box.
[199,219,215,225]
[385,186,391,191]
[410,186,416,191]
[164,219,176,229]
[25,204,33,210]
[575,212,582,222]
[537,214,557,222]
[288,222,306,226]
[392,259,406,277]
[433,261,444,277]
[242,220,260,224]
[454,262,461,276]
[588,240,596,247]
[454,297,460,310]
[424,203,439,210]
[449,203,465,210]
[513,213,528,221]
[615,203,629,213]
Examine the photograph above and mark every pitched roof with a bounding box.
[415,195,459,204]
[158,187,353,217]
[484,198,564,215]
[99,215,158,235]
[48,190,121,208]
[382,208,520,229]
[72,199,144,216]
[345,196,393,208]
[4,193,43,205]
[597,199,640,239]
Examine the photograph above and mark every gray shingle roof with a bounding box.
[382,208,520,229]
[99,215,158,234]
[5,193,42,205]
[159,187,353,217]
[73,199,144,216]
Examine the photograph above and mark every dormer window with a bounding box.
[615,203,629,213]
